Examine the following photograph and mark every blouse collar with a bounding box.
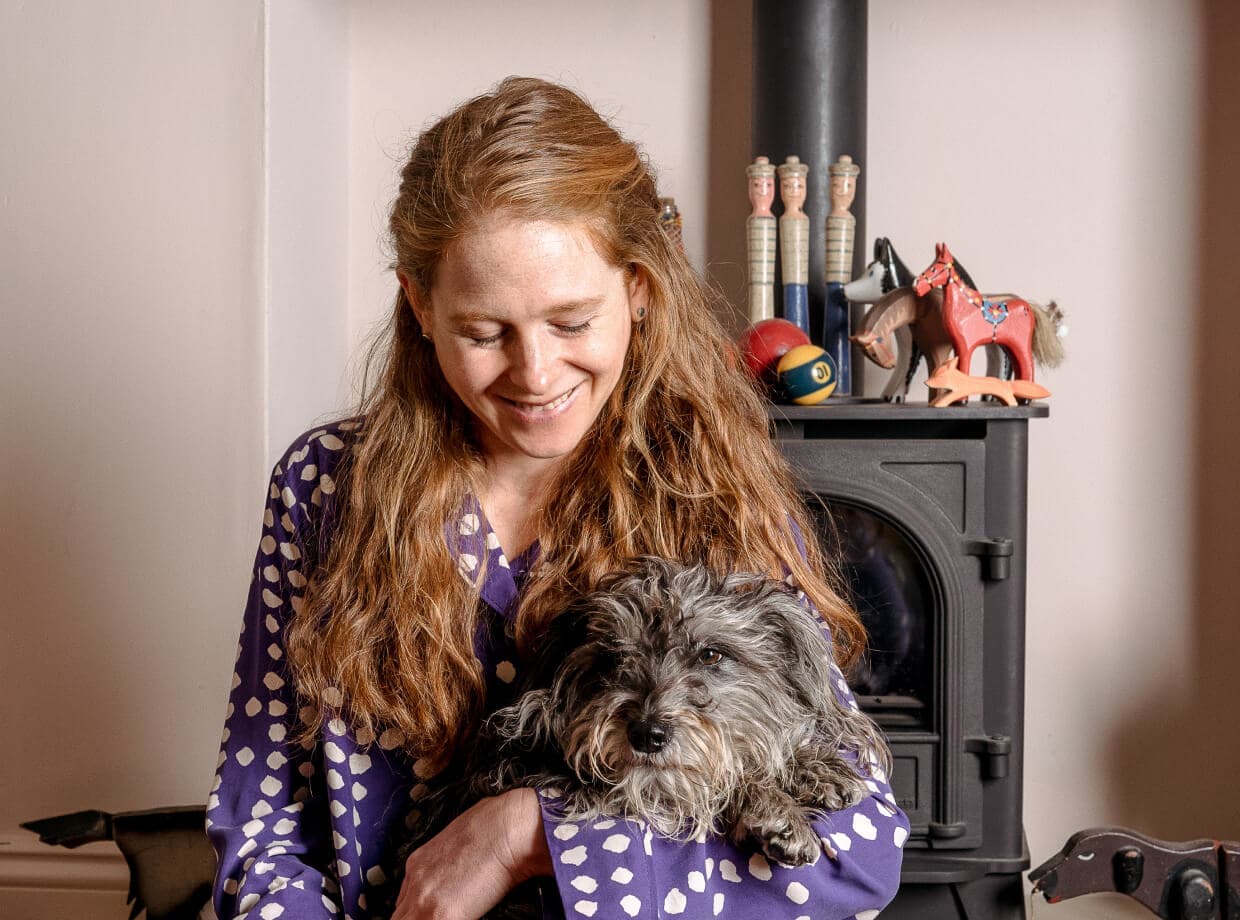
[443,494,540,622]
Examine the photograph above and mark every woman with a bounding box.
[208,77,907,920]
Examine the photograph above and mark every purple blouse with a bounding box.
[207,421,907,919]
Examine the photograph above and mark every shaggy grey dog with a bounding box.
[396,557,889,915]
[484,558,882,853]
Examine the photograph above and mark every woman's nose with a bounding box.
[506,333,553,394]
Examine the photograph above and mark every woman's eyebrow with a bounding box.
[449,297,607,325]
[544,297,607,315]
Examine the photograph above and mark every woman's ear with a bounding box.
[398,271,432,338]
[628,266,649,323]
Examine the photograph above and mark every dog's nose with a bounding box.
[627,719,672,754]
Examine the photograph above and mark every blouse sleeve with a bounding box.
[206,434,346,919]
[537,548,907,919]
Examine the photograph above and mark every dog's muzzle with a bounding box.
[627,718,673,754]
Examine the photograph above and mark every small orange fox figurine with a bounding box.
[925,357,1051,407]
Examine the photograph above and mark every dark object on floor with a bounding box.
[1030,826,1240,920]
[22,805,214,920]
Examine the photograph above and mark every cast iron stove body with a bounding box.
[774,402,1046,919]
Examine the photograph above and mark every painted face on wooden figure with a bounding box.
[830,174,856,213]
[780,172,806,212]
[405,216,647,473]
[829,155,860,217]
[777,156,809,217]
[748,171,775,216]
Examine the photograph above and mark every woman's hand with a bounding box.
[392,788,553,920]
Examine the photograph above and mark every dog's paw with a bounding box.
[818,774,869,812]
[794,755,869,811]
[755,815,823,867]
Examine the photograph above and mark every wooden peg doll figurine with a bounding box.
[825,154,861,394]
[777,155,810,334]
[826,155,860,283]
[746,157,777,323]
[658,197,685,254]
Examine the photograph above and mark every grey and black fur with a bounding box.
[398,557,890,913]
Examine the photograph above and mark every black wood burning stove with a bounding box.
[774,402,1046,919]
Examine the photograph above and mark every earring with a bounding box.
[635,306,646,321]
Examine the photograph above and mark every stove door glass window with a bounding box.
[806,499,934,730]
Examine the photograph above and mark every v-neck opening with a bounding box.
[444,495,541,622]
[474,498,541,580]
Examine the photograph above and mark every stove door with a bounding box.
[783,435,992,849]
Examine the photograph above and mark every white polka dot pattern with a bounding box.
[852,812,878,841]
[785,881,809,904]
[663,888,687,913]
[748,853,773,880]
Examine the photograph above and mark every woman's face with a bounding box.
[407,216,645,472]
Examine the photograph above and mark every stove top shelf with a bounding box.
[768,399,1050,422]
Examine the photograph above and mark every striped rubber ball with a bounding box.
[777,344,838,404]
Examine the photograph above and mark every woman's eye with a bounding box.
[697,647,724,666]
[466,330,503,346]
[556,320,592,336]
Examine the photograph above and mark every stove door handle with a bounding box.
[964,537,1014,581]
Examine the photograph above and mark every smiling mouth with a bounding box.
[499,383,579,414]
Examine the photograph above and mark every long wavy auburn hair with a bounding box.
[285,77,866,765]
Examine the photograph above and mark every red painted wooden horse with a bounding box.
[913,242,1063,382]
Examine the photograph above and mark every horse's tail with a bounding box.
[1030,300,1066,367]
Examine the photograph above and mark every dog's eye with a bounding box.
[697,647,724,666]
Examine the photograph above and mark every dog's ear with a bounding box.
[521,598,592,691]
[754,582,838,719]
[488,599,593,759]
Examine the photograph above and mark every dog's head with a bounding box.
[497,557,846,835]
